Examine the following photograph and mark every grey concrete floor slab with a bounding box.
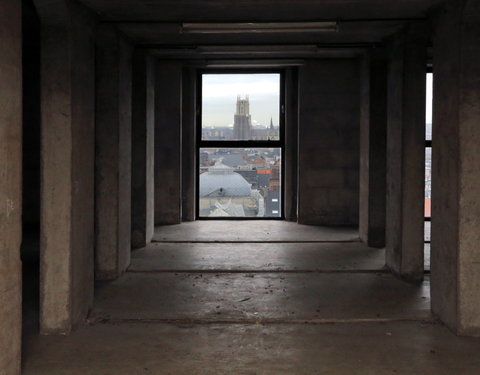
[23,321,480,375]
[130,242,387,272]
[153,221,359,242]
[91,272,430,322]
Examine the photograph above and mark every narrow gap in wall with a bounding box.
[424,71,433,270]
[197,71,284,219]
[21,0,41,345]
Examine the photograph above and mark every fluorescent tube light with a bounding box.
[182,21,338,34]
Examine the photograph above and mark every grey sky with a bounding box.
[202,73,280,127]
[426,72,432,124]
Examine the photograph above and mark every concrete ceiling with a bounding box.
[76,0,441,50]
[78,0,444,22]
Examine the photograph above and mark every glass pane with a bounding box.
[424,221,431,242]
[425,147,432,218]
[199,148,281,217]
[426,72,433,141]
[202,74,280,141]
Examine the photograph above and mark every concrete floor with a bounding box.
[23,222,477,374]
[153,221,359,242]
[23,322,480,375]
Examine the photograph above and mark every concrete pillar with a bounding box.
[95,25,132,279]
[0,0,22,373]
[359,52,388,248]
[181,67,196,221]
[385,24,427,282]
[298,59,360,226]
[131,51,155,248]
[35,0,96,334]
[284,67,299,222]
[154,61,182,225]
[431,0,480,336]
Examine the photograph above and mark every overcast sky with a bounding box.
[202,73,280,127]
[202,72,433,128]
[426,72,432,124]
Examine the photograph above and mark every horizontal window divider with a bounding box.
[198,141,284,148]
[424,217,431,222]
[425,140,432,147]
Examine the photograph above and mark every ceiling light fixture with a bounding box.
[181,21,338,34]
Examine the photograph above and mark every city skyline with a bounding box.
[202,73,280,127]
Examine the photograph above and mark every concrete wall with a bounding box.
[95,25,132,279]
[35,0,96,334]
[359,53,388,248]
[154,61,182,225]
[0,1,22,373]
[385,24,426,282]
[131,51,155,247]
[431,0,480,336]
[298,59,360,226]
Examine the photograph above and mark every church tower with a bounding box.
[233,95,252,139]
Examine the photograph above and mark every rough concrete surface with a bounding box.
[0,1,22,373]
[385,24,426,282]
[359,54,387,248]
[91,272,430,322]
[154,61,182,225]
[23,322,480,375]
[131,51,155,248]
[154,221,359,242]
[298,59,360,226]
[95,24,132,280]
[130,242,386,272]
[431,0,480,335]
[37,0,96,334]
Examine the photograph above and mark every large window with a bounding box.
[425,72,432,243]
[197,72,284,219]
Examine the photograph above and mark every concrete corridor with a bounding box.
[22,222,480,374]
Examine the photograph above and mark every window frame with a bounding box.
[195,68,286,220]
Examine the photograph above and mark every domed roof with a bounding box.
[200,161,252,198]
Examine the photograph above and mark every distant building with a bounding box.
[265,189,281,217]
[199,161,259,217]
[233,96,252,139]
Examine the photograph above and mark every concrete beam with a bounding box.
[154,61,182,225]
[431,0,480,336]
[359,52,388,248]
[36,0,96,334]
[385,23,427,282]
[95,25,132,279]
[131,51,155,248]
[0,1,22,373]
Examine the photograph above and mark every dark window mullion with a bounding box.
[199,141,283,148]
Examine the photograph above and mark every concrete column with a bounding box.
[298,59,360,226]
[95,25,132,279]
[181,67,196,221]
[359,52,388,248]
[431,0,480,336]
[284,67,299,222]
[35,0,96,334]
[0,0,22,373]
[154,61,182,225]
[385,24,427,282]
[131,51,155,248]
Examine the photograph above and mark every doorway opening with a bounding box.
[196,71,285,219]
